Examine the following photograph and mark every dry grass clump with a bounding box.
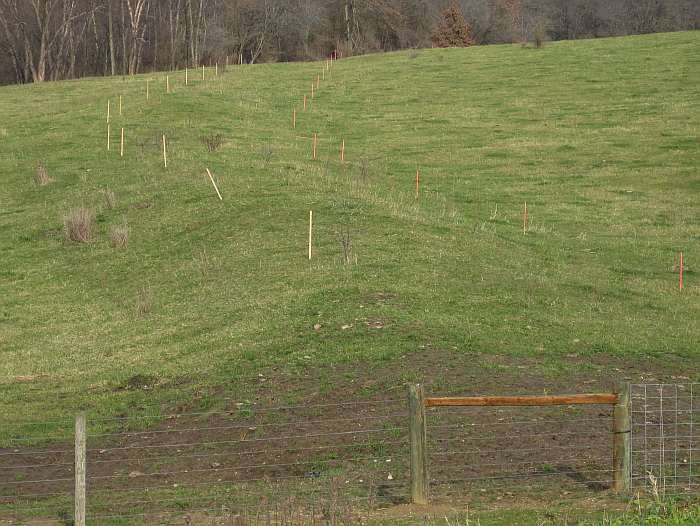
[136,287,152,317]
[63,208,95,243]
[110,223,129,249]
[202,134,224,152]
[101,189,117,209]
[35,164,53,186]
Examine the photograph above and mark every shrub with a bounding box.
[533,20,547,49]
[34,164,53,186]
[431,3,475,48]
[110,223,129,249]
[63,208,95,243]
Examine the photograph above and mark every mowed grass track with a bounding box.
[0,32,698,431]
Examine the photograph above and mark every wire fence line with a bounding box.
[630,383,699,496]
[1,384,699,524]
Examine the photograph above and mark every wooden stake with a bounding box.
[340,140,345,163]
[416,168,420,199]
[612,384,631,493]
[205,168,223,201]
[120,127,124,157]
[215,63,218,76]
[308,210,313,260]
[311,83,314,99]
[408,385,428,505]
[74,413,86,526]
[316,75,320,90]
[292,108,296,129]
[162,134,167,168]
[107,124,110,151]
[313,133,317,160]
[107,100,110,123]
[202,65,205,81]
[166,75,170,93]
[680,252,684,291]
[303,95,307,111]
[119,95,122,116]
[185,67,188,85]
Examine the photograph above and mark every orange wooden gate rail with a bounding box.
[408,385,631,505]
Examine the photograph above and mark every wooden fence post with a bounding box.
[74,413,86,526]
[408,384,428,505]
[612,383,631,493]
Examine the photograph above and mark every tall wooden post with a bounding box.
[613,383,631,493]
[308,211,313,260]
[74,413,86,526]
[408,384,428,505]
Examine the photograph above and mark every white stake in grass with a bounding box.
[107,124,110,151]
[205,168,223,201]
[162,135,168,168]
[166,75,170,93]
[185,67,188,86]
[120,127,124,157]
[308,210,313,260]
[202,65,205,81]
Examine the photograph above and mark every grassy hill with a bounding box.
[1,31,699,433]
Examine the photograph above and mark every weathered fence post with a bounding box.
[612,383,631,493]
[74,413,87,526]
[408,384,428,505]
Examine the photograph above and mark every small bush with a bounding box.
[135,287,152,317]
[533,21,547,49]
[35,164,53,186]
[202,134,224,152]
[101,189,117,210]
[63,208,95,243]
[431,4,475,48]
[110,223,129,249]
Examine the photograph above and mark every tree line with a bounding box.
[0,0,697,85]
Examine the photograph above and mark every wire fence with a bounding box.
[2,385,700,524]
[630,383,699,496]
[1,398,409,525]
[426,403,615,498]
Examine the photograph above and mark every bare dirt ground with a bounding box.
[0,348,691,523]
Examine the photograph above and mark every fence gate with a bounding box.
[630,383,699,495]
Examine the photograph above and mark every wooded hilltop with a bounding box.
[1,0,698,85]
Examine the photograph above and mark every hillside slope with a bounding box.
[1,32,699,427]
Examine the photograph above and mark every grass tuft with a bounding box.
[101,189,117,210]
[135,286,153,317]
[34,163,53,186]
[109,223,129,249]
[62,208,94,243]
